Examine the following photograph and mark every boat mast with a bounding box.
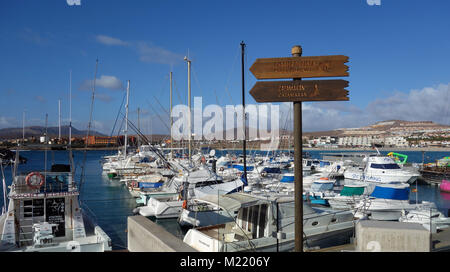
[58,99,61,142]
[137,107,140,147]
[170,71,173,159]
[184,56,192,162]
[68,69,75,181]
[79,59,98,194]
[124,80,130,157]
[22,111,25,145]
[69,70,72,146]
[241,41,248,186]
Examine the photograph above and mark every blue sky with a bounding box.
[1,0,450,135]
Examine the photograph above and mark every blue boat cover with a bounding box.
[319,161,331,167]
[139,182,164,189]
[370,185,409,200]
[262,167,281,174]
[240,174,248,186]
[232,164,254,171]
[280,175,295,183]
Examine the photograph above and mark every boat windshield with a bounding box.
[370,163,401,170]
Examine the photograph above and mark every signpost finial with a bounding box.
[291,45,302,57]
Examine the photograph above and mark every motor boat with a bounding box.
[183,193,356,252]
[344,155,420,184]
[354,183,435,221]
[0,161,111,252]
[133,167,245,219]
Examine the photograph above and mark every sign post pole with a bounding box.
[248,45,349,252]
[292,45,303,252]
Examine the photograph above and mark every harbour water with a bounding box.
[1,149,449,250]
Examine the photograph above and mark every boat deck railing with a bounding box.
[11,172,79,198]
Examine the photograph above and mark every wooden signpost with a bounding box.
[250,55,349,79]
[249,46,350,252]
[250,79,349,103]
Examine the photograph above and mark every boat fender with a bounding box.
[261,171,267,177]
[182,200,187,209]
[25,172,45,189]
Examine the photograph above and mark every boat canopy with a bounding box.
[319,161,331,167]
[232,164,254,171]
[177,168,223,184]
[310,180,334,192]
[261,167,281,174]
[280,174,294,183]
[192,193,269,212]
[340,185,365,196]
[370,184,410,200]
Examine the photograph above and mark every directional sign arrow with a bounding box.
[249,79,349,103]
[249,55,349,79]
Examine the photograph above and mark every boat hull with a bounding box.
[440,180,450,193]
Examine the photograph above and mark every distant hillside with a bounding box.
[0,126,106,139]
[303,120,450,137]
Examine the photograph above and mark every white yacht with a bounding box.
[344,155,420,184]
[399,208,450,233]
[323,183,368,211]
[133,167,245,219]
[183,193,356,252]
[354,183,435,221]
[0,163,111,252]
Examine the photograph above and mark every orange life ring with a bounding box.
[25,172,45,189]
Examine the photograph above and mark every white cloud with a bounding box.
[0,116,16,128]
[19,28,53,46]
[79,75,124,91]
[366,84,450,125]
[95,35,129,46]
[35,96,47,103]
[278,83,450,132]
[136,41,183,65]
[94,34,182,66]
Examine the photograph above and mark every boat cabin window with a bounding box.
[238,204,268,239]
[194,180,223,187]
[370,163,400,170]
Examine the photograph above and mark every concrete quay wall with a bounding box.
[127,216,197,252]
[355,220,431,252]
